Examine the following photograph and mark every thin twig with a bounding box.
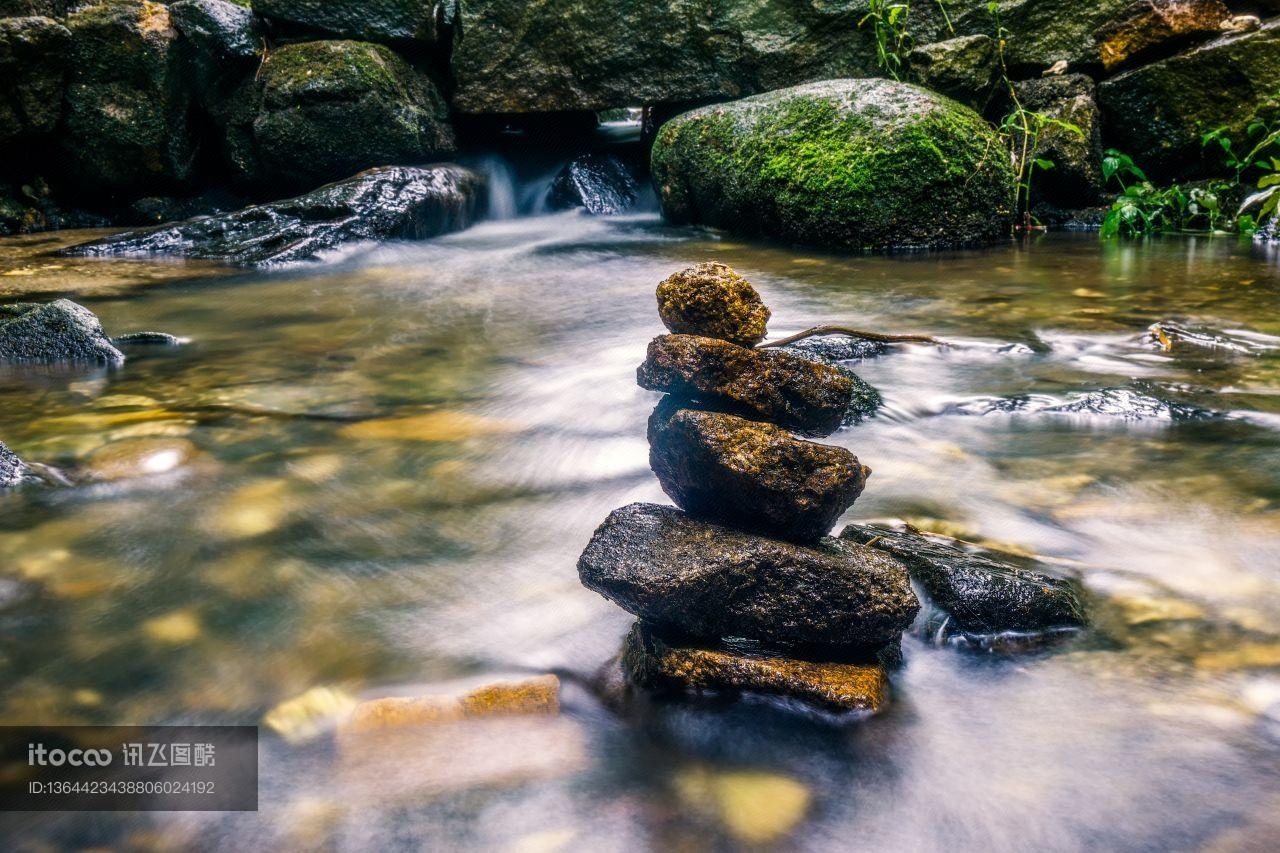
[756,324,946,348]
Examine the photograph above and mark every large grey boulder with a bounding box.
[225,39,455,194]
[577,503,920,651]
[840,524,1088,637]
[648,404,870,542]
[636,334,879,436]
[62,165,486,266]
[651,79,1016,250]
[449,0,955,114]
[59,0,196,199]
[1098,19,1280,181]
[0,300,125,364]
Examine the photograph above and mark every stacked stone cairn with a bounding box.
[577,263,921,715]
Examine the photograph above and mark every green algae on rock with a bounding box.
[648,404,870,543]
[622,623,890,714]
[226,39,455,193]
[651,79,1016,250]
[637,334,878,436]
[656,263,770,347]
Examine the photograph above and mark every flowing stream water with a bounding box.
[1,214,1279,851]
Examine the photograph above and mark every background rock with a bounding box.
[546,153,638,215]
[908,34,999,112]
[637,334,872,437]
[1013,74,1105,206]
[1096,0,1230,73]
[62,165,487,266]
[651,79,1016,250]
[251,0,448,46]
[648,405,870,542]
[0,300,125,364]
[0,16,70,148]
[577,503,919,651]
[1099,19,1280,180]
[225,39,455,194]
[952,0,1133,74]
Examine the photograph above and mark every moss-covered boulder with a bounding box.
[60,0,196,199]
[656,263,770,347]
[0,16,70,147]
[226,40,455,194]
[1099,19,1280,181]
[252,0,449,46]
[650,79,1016,250]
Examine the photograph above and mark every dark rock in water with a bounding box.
[225,40,455,194]
[546,154,638,215]
[648,404,870,543]
[779,336,889,364]
[251,0,449,46]
[1145,320,1277,355]
[656,263,770,347]
[577,503,919,651]
[946,387,1223,422]
[0,300,125,365]
[840,524,1087,637]
[1012,74,1104,207]
[113,331,185,347]
[61,166,486,266]
[0,441,30,488]
[1098,19,1280,180]
[651,79,1015,250]
[907,34,999,111]
[0,16,70,146]
[637,334,878,436]
[621,622,891,714]
[60,0,196,198]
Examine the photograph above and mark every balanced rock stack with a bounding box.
[578,263,920,715]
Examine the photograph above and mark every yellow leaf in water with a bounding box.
[264,686,359,744]
[340,411,521,443]
[142,609,201,645]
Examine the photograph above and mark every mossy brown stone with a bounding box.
[637,334,875,436]
[577,503,919,651]
[622,623,890,714]
[648,404,869,542]
[656,263,770,346]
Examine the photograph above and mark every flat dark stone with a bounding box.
[840,524,1088,636]
[578,503,919,650]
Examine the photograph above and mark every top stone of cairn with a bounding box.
[656,262,771,347]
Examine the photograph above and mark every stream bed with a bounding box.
[1,216,1279,851]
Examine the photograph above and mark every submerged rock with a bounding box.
[61,166,486,266]
[779,335,889,364]
[340,675,561,737]
[0,441,30,488]
[656,263,770,347]
[0,300,124,364]
[546,153,638,215]
[637,334,876,436]
[946,387,1224,422]
[622,623,890,714]
[648,404,870,542]
[840,524,1087,637]
[577,503,919,651]
[226,39,455,193]
[651,79,1015,250]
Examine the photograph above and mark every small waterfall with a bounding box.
[471,154,519,219]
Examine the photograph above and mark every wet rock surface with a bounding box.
[225,39,455,194]
[946,386,1225,422]
[61,165,486,266]
[0,299,125,364]
[578,503,919,651]
[651,79,1016,250]
[546,153,639,215]
[621,623,890,714]
[779,336,889,363]
[1096,0,1229,72]
[251,0,447,46]
[1012,74,1105,206]
[0,441,30,488]
[648,405,870,543]
[840,524,1088,637]
[637,334,872,436]
[656,263,771,347]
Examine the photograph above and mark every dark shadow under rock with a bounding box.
[59,165,487,267]
[546,153,639,215]
[648,403,870,542]
[840,523,1087,638]
[621,622,892,715]
[0,300,124,365]
[578,503,919,651]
